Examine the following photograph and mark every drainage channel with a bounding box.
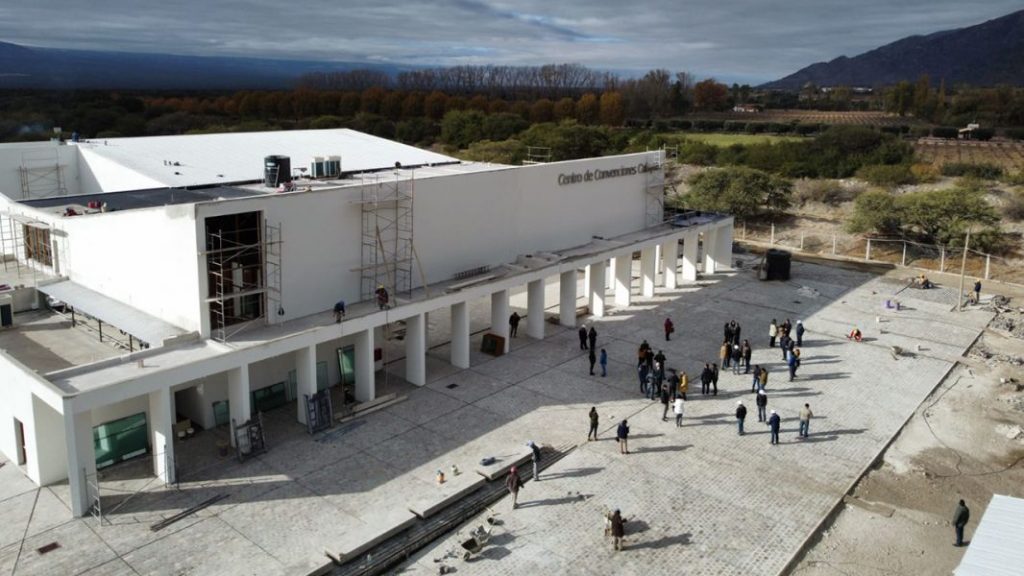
[312,444,577,576]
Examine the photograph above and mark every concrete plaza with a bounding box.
[0,256,992,575]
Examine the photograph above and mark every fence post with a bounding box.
[770,223,775,245]
[865,238,872,261]
[985,254,991,280]
[939,247,945,272]
[832,235,837,255]
[742,221,747,240]
[901,242,907,267]
[800,233,805,251]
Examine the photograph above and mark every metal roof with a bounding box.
[37,280,188,347]
[955,495,1024,576]
[72,129,460,192]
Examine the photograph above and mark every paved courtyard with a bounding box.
[0,256,993,575]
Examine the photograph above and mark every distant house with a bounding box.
[732,105,762,113]
[959,123,981,139]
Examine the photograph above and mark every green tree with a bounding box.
[439,109,485,148]
[846,190,902,235]
[685,167,792,220]
[897,186,998,244]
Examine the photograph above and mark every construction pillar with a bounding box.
[681,233,698,282]
[491,289,510,353]
[559,270,577,327]
[715,225,733,271]
[354,329,375,402]
[405,313,426,386]
[640,247,656,297]
[227,365,251,447]
[588,262,606,317]
[295,345,316,424]
[450,301,470,369]
[148,387,175,484]
[614,251,632,307]
[63,404,95,517]
[654,244,663,286]
[661,238,679,289]
[704,230,718,275]
[526,278,545,340]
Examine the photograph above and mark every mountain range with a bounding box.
[0,41,404,90]
[763,9,1024,89]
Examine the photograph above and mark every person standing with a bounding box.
[664,317,675,341]
[599,348,608,377]
[509,311,521,338]
[759,366,769,391]
[742,340,752,373]
[779,332,791,361]
[616,420,630,454]
[660,384,671,421]
[588,407,599,441]
[579,326,588,350]
[953,499,970,547]
[375,285,390,310]
[798,403,813,438]
[610,509,626,551]
[638,363,650,395]
[700,363,711,395]
[751,364,762,392]
[527,441,541,481]
[795,320,805,347]
[782,318,792,335]
[756,389,768,422]
[720,340,730,369]
[677,370,689,400]
[973,279,982,305]
[638,340,651,367]
[731,344,742,375]
[788,349,799,382]
[769,319,778,348]
[732,321,742,346]
[506,466,524,509]
[768,410,781,445]
[654,349,666,368]
[724,321,733,344]
[588,326,598,351]
[674,395,685,427]
[333,300,346,322]
[735,401,747,435]
[589,348,597,376]
[711,363,719,396]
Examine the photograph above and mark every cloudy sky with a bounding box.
[0,0,1020,83]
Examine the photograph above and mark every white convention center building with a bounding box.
[0,128,733,517]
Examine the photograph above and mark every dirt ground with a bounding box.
[790,284,1024,576]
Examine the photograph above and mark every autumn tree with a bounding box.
[530,98,555,123]
[576,93,599,124]
[693,79,729,111]
[553,97,576,121]
[599,91,625,126]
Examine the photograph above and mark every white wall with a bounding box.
[59,204,203,334]
[76,147,167,194]
[0,141,80,200]
[0,351,67,485]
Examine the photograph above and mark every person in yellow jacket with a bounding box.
[677,371,689,400]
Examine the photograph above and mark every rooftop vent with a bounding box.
[264,155,291,188]
[311,155,341,179]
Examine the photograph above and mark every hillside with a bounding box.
[763,9,1024,89]
[0,41,404,90]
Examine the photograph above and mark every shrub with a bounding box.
[910,163,940,183]
[794,123,820,136]
[931,126,958,139]
[940,162,1003,179]
[1004,128,1024,141]
[723,120,745,132]
[847,190,901,234]
[909,126,931,138]
[856,164,917,187]
[1004,189,1024,221]
[685,167,793,219]
[1001,171,1024,186]
[744,122,767,134]
[796,180,861,206]
[972,128,995,141]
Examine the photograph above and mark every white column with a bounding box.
[559,270,577,327]
[295,345,317,424]
[451,301,470,369]
[148,387,175,483]
[654,244,663,286]
[354,328,375,402]
[405,313,427,385]
[682,233,699,281]
[588,262,606,317]
[614,251,632,307]
[715,224,734,271]
[704,230,718,274]
[606,260,614,290]
[491,289,510,353]
[63,406,95,517]
[228,365,251,447]
[526,278,545,340]
[661,238,679,289]
[640,247,656,297]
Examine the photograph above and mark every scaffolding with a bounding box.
[19,149,68,200]
[523,146,552,165]
[356,172,416,302]
[0,212,66,280]
[205,218,283,342]
[645,149,666,227]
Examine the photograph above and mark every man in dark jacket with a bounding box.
[742,340,752,373]
[579,326,588,350]
[506,466,524,509]
[616,420,630,454]
[589,348,597,376]
[735,401,747,435]
[700,363,711,395]
[588,326,598,351]
[731,321,742,346]
[756,389,768,422]
[779,334,791,361]
[953,500,970,546]
[660,384,671,421]
[610,509,626,551]
[711,363,719,396]
[527,441,541,481]
[768,410,781,444]
[588,407,599,441]
[509,311,521,337]
[795,320,805,347]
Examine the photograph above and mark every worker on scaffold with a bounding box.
[375,285,390,310]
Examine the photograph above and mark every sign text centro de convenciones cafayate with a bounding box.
[557,162,660,186]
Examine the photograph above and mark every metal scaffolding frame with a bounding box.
[19,149,68,200]
[204,218,283,342]
[356,172,416,301]
[0,211,66,280]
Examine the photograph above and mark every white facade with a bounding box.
[0,129,734,518]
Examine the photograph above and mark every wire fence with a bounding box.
[737,221,1024,285]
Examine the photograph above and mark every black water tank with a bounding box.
[264,155,292,187]
[765,249,791,281]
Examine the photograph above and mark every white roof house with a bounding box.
[955,495,1024,576]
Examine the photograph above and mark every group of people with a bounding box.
[769,318,805,381]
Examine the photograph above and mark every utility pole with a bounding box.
[957,227,971,311]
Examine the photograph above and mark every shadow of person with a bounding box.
[627,532,692,550]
